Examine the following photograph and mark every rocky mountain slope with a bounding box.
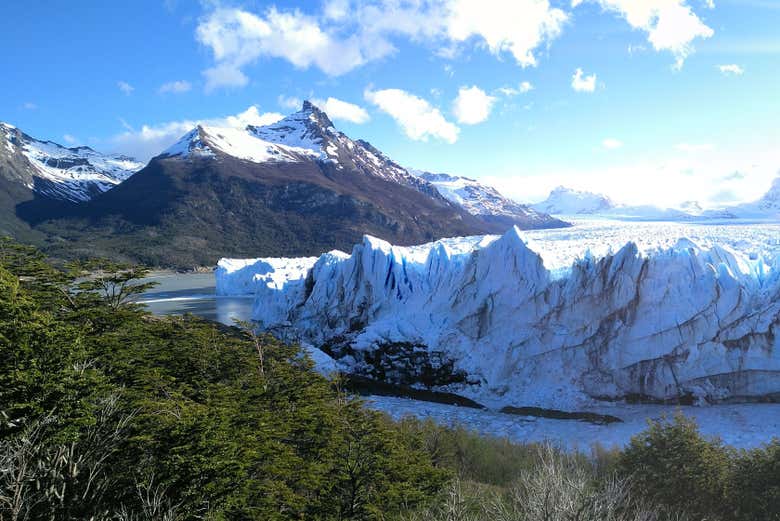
[0,122,142,202]
[36,102,531,267]
[218,228,780,409]
[0,122,141,239]
[415,171,568,229]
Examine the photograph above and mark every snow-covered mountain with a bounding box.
[533,180,780,222]
[531,186,615,215]
[414,172,568,229]
[62,101,517,266]
[0,122,143,202]
[163,100,438,198]
[532,186,696,221]
[715,176,780,219]
[217,228,780,409]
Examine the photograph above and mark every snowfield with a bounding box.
[217,220,780,413]
[520,219,780,275]
[366,395,780,450]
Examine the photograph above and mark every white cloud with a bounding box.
[323,0,350,20]
[110,106,284,161]
[602,138,623,149]
[480,140,780,210]
[311,97,370,124]
[159,80,192,94]
[574,0,714,68]
[365,88,460,143]
[195,1,569,90]
[498,81,534,96]
[278,94,303,109]
[718,64,744,75]
[452,86,496,125]
[675,142,714,152]
[571,68,597,92]
[62,134,78,145]
[196,7,376,91]
[117,81,134,95]
[22,102,37,110]
[444,0,568,68]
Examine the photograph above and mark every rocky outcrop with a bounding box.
[220,228,780,409]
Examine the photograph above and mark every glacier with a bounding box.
[216,225,780,409]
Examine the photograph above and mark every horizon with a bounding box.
[2,0,779,207]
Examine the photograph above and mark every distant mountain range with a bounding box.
[0,122,141,202]
[532,184,780,221]
[414,171,565,230]
[0,102,567,267]
[2,102,778,267]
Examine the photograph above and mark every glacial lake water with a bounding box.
[137,271,254,325]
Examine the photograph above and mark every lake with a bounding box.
[137,271,254,325]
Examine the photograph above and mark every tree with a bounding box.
[618,413,729,520]
[727,439,780,521]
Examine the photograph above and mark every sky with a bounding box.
[1,0,779,207]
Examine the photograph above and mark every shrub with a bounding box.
[617,412,729,520]
[727,439,780,521]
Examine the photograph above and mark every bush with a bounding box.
[727,439,780,521]
[617,413,730,520]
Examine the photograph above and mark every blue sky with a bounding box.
[2,0,779,206]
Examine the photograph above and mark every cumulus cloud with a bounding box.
[444,0,568,67]
[365,87,459,143]
[195,1,569,90]
[196,7,376,91]
[718,64,744,75]
[110,106,284,161]
[574,0,714,68]
[117,81,134,95]
[452,86,496,125]
[311,97,370,124]
[159,80,192,94]
[571,68,597,92]
[602,138,623,149]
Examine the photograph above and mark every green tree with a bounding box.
[618,412,730,520]
[727,439,780,521]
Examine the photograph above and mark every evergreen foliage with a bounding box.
[0,239,446,520]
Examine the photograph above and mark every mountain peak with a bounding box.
[532,186,614,215]
[300,100,334,128]
[764,175,780,201]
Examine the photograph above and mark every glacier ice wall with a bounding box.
[217,227,780,408]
